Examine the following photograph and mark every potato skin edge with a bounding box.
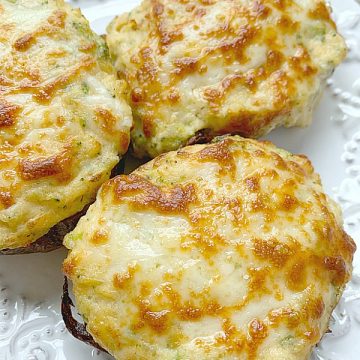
[0,158,125,255]
[0,205,89,255]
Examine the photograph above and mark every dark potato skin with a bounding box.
[62,277,108,353]
[186,128,215,146]
[0,159,125,255]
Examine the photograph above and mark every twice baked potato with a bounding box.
[0,0,132,253]
[107,0,346,158]
[63,136,355,360]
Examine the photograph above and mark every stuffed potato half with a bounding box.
[64,136,355,360]
[0,0,132,252]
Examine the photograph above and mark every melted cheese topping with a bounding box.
[0,0,132,250]
[107,0,346,158]
[64,136,355,360]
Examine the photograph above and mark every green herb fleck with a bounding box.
[97,40,110,59]
[79,118,86,128]
[81,83,89,94]
[306,25,326,41]
[72,21,90,37]
[280,335,295,347]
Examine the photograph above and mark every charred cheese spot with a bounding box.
[112,174,197,214]
[13,10,66,51]
[253,238,293,267]
[0,0,132,251]
[277,14,299,33]
[63,254,81,277]
[142,115,154,138]
[0,189,14,209]
[14,33,35,52]
[216,318,246,353]
[167,88,180,103]
[18,147,73,182]
[290,47,318,78]
[131,87,144,103]
[0,101,20,127]
[91,229,109,245]
[308,2,335,28]
[252,1,272,19]
[323,256,347,285]
[113,264,139,289]
[248,319,268,359]
[173,57,199,75]
[280,193,299,211]
[33,56,95,103]
[64,136,355,360]
[95,108,118,135]
[245,176,260,192]
[285,260,308,292]
[197,138,236,176]
[118,131,131,154]
[107,0,346,158]
[152,0,184,51]
[134,300,171,334]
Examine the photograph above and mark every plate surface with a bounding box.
[1,0,360,359]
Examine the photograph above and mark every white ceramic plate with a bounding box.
[1,1,360,359]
